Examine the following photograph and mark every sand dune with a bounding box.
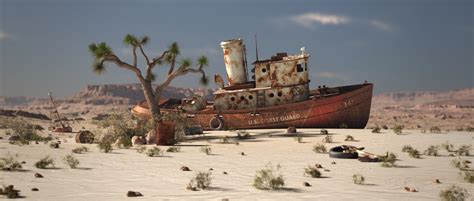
[1,129,473,200]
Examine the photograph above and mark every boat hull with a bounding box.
[132,83,373,130]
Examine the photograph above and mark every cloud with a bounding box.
[316,72,349,81]
[289,12,350,29]
[369,20,394,32]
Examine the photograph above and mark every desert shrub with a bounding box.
[455,126,464,131]
[322,135,332,143]
[344,135,355,141]
[465,126,474,132]
[97,138,113,153]
[392,125,403,135]
[49,142,60,149]
[304,166,321,178]
[424,145,439,156]
[456,145,471,156]
[200,146,212,155]
[146,147,163,157]
[352,174,365,185]
[0,154,22,171]
[439,185,469,201]
[72,146,89,154]
[459,171,474,183]
[0,185,22,198]
[407,149,421,158]
[295,135,303,143]
[188,171,212,190]
[220,136,230,144]
[320,129,329,135]
[382,125,388,129]
[371,127,381,133]
[441,141,454,152]
[136,145,146,153]
[402,145,414,153]
[421,129,427,133]
[253,163,285,190]
[313,144,327,154]
[379,152,397,167]
[451,158,470,170]
[94,113,149,148]
[35,155,55,169]
[429,126,441,133]
[236,130,251,139]
[63,154,80,169]
[166,146,181,153]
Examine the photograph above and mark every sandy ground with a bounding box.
[1,129,473,201]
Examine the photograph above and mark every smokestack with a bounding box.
[220,38,248,86]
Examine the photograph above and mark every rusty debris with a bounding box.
[132,38,373,130]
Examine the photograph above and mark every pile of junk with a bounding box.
[328,145,381,162]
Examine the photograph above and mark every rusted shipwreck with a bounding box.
[132,38,373,130]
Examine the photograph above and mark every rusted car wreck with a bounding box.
[132,38,373,130]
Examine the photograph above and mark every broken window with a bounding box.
[296,63,303,72]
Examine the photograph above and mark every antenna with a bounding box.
[254,33,259,62]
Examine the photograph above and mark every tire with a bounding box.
[209,117,224,130]
[329,146,358,159]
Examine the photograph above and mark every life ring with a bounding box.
[329,146,359,159]
[209,117,224,130]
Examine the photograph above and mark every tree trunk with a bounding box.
[138,79,161,144]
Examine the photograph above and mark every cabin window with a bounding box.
[278,92,283,97]
[296,63,304,72]
[240,96,245,101]
[248,95,253,100]
[230,97,235,101]
[269,93,274,98]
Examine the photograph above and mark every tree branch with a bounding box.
[155,64,205,97]
[149,51,169,67]
[132,47,138,67]
[102,54,143,78]
[138,44,150,65]
[167,55,176,76]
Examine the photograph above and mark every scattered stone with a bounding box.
[434,179,441,184]
[320,129,329,135]
[209,168,214,171]
[221,199,229,201]
[404,187,417,192]
[331,161,336,165]
[8,135,21,142]
[180,166,191,171]
[34,173,43,178]
[0,137,3,140]
[324,169,330,172]
[35,141,39,144]
[49,142,59,149]
[186,185,198,191]
[241,152,245,156]
[21,161,26,164]
[126,191,143,197]
[223,171,228,175]
[315,164,323,168]
[287,126,297,134]
[31,188,39,191]
[303,182,312,187]
[449,153,455,157]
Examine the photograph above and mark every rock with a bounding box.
[0,137,3,140]
[303,182,312,187]
[223,171,228,175]
[49,142,59,149]
[240,152,245,156]
[320,129,329,135]
[434,179,441,184]
[331,161,336,165]
[131,136,147,145]
[146,130,157,145]
[404,187,417,192]
[180,166,191,171]
[126,191,143,197]
[34,173,43,178]
[314,164,323,168]
[324,169,330,172]
[21,161,26,164]
[8,135,21,142]
[31,188,39,191]
[209,168,214,171]
[186,186,197,191]
[287,126,297,134]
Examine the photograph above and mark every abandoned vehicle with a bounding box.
[132,38,373,130]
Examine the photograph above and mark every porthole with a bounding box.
[269,93,274,98]
[230,97,235,101]
[261,68,267,73]
[278,92,283,97]
[248,95,253,100]
[240,96,245,101]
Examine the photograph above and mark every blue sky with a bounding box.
[1,0,472,97]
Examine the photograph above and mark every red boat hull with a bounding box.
[132,83,373,130]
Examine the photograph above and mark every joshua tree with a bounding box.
[88,34,208,143]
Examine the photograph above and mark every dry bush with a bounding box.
[455,126,464,131]
[0,154,22,171]
[220,136,230,144]
[146,147,163,157]
[465,126,474,132]
[439,185,469,201]
[322,135,332,143]
[72,146,89,154]
[430,126,442,133]
[424,145,439,156]
[459,171,474,183]
[371,127,381,133]
[402,145,414,153]
[236,130,251,139]
[93,113,150,148]
[392,125,403,135]
[98,138,113,153]
[451,158,470,170]
[441,141,454,152]
[0,185,22,199]
[313,144,327,154]
[63,154,80,169]
[456,145,471,156]
[344,135,355,141]
[166,146,181,153]
[304,166,322,178]
[35,155,55,169]
[352,174,365,185]
[407,149,421,158]
[187,171,212,190]
[136,145,146,153]
[379,152,397,167]
[294,135,303,143]
[253,163,285,190]
[200,146,212,155]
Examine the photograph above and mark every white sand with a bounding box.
[1,129,473,200]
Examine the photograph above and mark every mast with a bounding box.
[48,92,66,128]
